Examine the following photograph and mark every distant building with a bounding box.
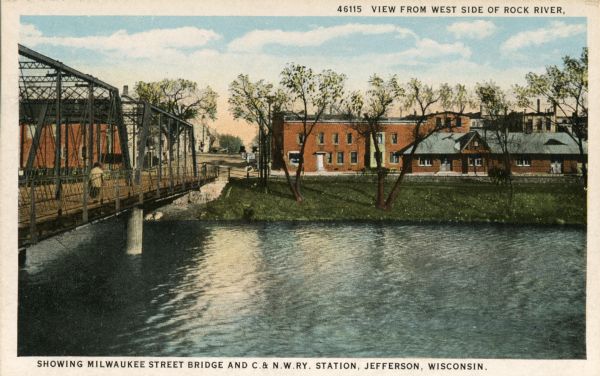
[194,123,212,153]
[405,131,586,175]
[271,112,471,173]
[19,122,124,172]
[271,112,586,175]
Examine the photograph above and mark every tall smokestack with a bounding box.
[123,85,129,96]
[536,98,540,113]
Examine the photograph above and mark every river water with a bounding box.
[18,220,585,358]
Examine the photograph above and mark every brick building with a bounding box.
[272,113,585,175]
[405,131,585,175]
[19,122,123,171]
[271,112,471,172]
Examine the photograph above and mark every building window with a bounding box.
[391,133,398,144]
[473,140,479,147]
[445,117,452,129]
[536,119,542,131]
[297,133,305,145]
[326,152,332,164]
[469,156,483,166]
[346,133,353,144]
[389,152,399,164]
[332,133,339,144]
[436,117,442,127]
[456,117,462,127]
[516,156,531,167]
[419,157,432,166]
[337,151,344,164]
[288,151,301,165]
[376,132,384,144]
[317,132,324,144]
[546,118,552,131]
[350,151,358,164]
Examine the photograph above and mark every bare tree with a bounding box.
[514,47,588,186]
[280,64,346,202]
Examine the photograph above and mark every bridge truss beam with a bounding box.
[19,44,131,181]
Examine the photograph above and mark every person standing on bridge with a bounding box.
[89,162,104,201]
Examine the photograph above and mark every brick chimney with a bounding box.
[122,85,129,96]
[536,98,540,113]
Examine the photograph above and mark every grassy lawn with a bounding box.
[198,177,586,225]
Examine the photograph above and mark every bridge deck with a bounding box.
[18,165,220,247]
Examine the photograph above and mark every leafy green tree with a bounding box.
[218,134,244,154]
[228,74,288,189]
[475,81,520,212]
[514,47,588,186]
[345,75,403,209]
[383,79,462,210]
[134,79,218,165]
[280,63,346,202]
[346,78,469,210]
[134,78,218,122]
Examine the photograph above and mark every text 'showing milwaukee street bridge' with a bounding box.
[18,45,219,249]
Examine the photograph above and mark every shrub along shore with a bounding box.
[191,177,586,225]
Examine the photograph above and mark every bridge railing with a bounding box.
[18,163,220,246]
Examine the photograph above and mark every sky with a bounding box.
[20,16,587,145]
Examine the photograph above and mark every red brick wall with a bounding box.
[271,115,583,175]
[488,155,583,175]
[410,155,481,174]
[425,113,472,133]
[410,155,439,173]
[20,123,122,169]
[273,121,366,172]
[272,117,454,172]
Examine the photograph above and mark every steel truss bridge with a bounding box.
[18,45,220,248]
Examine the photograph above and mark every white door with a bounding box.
[440,157,451,172]
[316,154,324,171]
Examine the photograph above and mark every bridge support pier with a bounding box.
[126,206,143,255]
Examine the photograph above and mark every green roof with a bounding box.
[477,131,586,155]
[405,131,586,155]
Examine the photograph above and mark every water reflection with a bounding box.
[19,221,585,358]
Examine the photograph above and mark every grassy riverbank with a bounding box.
[197,177,586,225]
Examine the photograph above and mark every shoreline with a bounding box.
[154,217,587,229]
[155,177,586,226]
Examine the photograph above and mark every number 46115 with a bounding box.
[337,5,362,13]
